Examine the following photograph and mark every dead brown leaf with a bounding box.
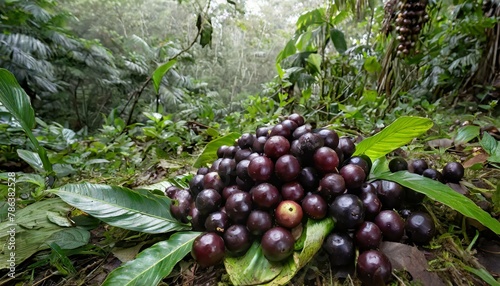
[427,139,454,149]
[463,153,489,168]
[380,242,445,286]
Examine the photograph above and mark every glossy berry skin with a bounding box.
[238,133,255,149]
[377,180,405,210]
[337,137,355,159]
[225,192,253,224]
[246,210,273,236]
[204,211,229,233]
[251,183,281,210]
[422,168,444,182]
[388,157,408,172]
[288,113,305,126]
[409,159,428,175]
[359,192,382,221]
[223,224,252,256]
[275,200,303,229]
[316,129,339,149]
[313,147,339,174]
[442,162,464,183]
[248,156,274,182]
[191,232,226,268]
[195,189,222,215]
[301,193,327,219]
[318,173,346,202]
[261,227,295,262]
[281,181,305,202]
[340,164,366,190]
[343,156,371,176]
[374,210,405,242]
[329,194,365,230]
[322,232,355,266]
[356,250,392,286]
[299,167,320,191]
[264,136,290,159]
[275,155,301,182]
[355,221,382,250]
[405,212,436,245]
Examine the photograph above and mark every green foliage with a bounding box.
[354,116,434,161]
[224,218,334,285]
[375,172,500,235]
[51,182,191,234]
[0,69,53,174]
[102,232,201,286]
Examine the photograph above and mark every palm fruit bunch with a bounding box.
[167,114,465,285]
[394,0,429,56]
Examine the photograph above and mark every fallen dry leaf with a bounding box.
[475,239,500,278]
[380,242,445,286]
[463,153,489,168]
[427,138,454,149]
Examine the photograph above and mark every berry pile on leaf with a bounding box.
[166,114,482,286]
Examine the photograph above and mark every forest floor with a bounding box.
[2,111,500,286]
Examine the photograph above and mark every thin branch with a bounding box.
[123,0,212,127]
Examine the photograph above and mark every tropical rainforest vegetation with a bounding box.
[0,0,499,285]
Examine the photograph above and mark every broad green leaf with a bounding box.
[17,149,44,173]
[329,28,347,54]
[225,218,334,286]
[454,125,480,145]
[481,132,500,163]
[199,17,213,48]
[375,172,500,235]
[0,68,35,129]
[296,8,325,32]
[306,53,322,74]
[353,116,433,161]
[102,232,201,286]
[263,218,334,286]
[0,198,71,269]
[51,183,190,234]
[152,59,177,94]
[368,157,389,180]
[46,228,90,249]
[364,56,382,73]
[0,69,52,173]
[225,241,282,285]
[276,39,297,64]
[462,264,500,286]
[193,132,241,168]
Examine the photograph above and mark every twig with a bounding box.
[123,0,213,127]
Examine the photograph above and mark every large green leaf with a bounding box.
[51,183,190,233]
[353,116,433,161]
[225,242,282,285]
[0,68,35,129]
[0,68,52,173]
[454,125,480,145]
[329,28,347,54]
[375,172,500,235]
[263,218,334,286]
[193,132,241,168]
[102,232,201,286]
[0,198,72,269]
[225,218,334,286]
[152,59,177,94]
[17,149,44,173]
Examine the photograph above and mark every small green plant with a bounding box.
[0,69,53,177]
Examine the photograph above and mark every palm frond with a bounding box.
[123,59,148,75]
[129,34,155,59]
[21,3,52,23]
[46,31,78,51]
[0,33,51,58]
